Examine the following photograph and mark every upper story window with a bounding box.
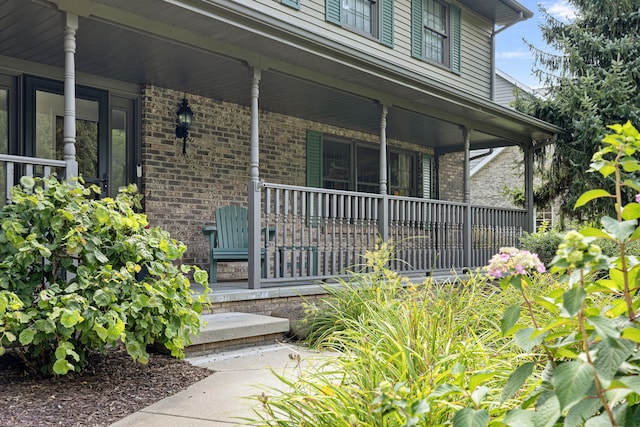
[423,0,448,64]
[411,0,461,74]
[343,0,377,36]
[326,0,394,47]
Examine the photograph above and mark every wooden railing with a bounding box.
[259,182,527,282]
[0,154,67,204]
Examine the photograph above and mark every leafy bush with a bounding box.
[490,121,640,426]
[0,177,209,375]
[250,242,557,426]
[519,230,564,267]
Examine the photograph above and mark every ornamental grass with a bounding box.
[249,242,557,426]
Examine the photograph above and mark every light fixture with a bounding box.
[175,98,193,155]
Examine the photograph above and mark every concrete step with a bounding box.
[187,312,290,356]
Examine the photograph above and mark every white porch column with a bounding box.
[462,127,472,268]
[524,144,535,233]
[63,12,79,181]
[247,67,262,289]
[378,105,389,241]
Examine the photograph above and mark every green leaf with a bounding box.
[622,203,640,221]
[601,216,637,241]
[623,179,640,192]
[452,408,488,427]
[552,360,595,411]
[52,358,73,375]
[575,189,612,208]
[580,227,614,240]
[562,287,586,317]
[501,304,521,336]
[534,392,561,427]
[587,316,620,347]
[501,362,535,402]
[60,310,82,328]
[19,328,36,345]
[470,386,489,407]
[593,339,635,381]
[621,327,640,343]
[515,328,547,352]
[20,175,35,189]
[93,324,108,341]
[502,409,536,427]
[564,397,603,427]
[95,206,110,225]
[93,289,111,307]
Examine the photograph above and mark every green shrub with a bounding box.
[519,230,563,266]
[490,121,640,426]
[0,176,209,375]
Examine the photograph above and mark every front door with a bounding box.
[25,76,111,196]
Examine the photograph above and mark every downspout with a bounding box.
[490,12,525,101]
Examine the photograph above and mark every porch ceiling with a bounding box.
[1,0,559,152]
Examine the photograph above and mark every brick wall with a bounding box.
[141,85,437,280]
[438,152,465,203]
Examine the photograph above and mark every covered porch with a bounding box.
[0,0,561,289]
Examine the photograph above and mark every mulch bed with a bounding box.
[0,347,214,426]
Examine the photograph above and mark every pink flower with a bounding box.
[490,268,503,278]
[515,265,526,274]
[536,264,546,273]
[636,194,640,203]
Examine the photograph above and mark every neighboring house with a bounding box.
[470,69,558,229]
[0,0,560,288]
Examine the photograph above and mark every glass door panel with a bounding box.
[36,91,100,186]
[0,89,7,205]
[110,109,127,194]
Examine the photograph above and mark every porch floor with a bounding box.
[191,270,462,305]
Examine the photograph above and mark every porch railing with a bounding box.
[258,182,527,282]
[0,154,67,204]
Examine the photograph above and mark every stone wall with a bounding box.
[141,85,444,280]
[469,146,523,208]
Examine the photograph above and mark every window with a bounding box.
[423,0,448,64]
[307,131,426,197]
[343,0,376,35]
[326,0,394,47]
[411,0,461,73]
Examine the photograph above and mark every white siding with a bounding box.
[247,0,493,98]
[494,74,517,107]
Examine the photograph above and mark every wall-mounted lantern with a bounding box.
[175,98,193,155]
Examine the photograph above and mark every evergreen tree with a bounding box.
[514,0,640,221]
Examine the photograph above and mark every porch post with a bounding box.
[462,127,472,268]
[378,105,389,241]
[247,67,262,289]
[524,144,535,233]
[63,12,79,181]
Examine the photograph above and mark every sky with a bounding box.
[494,0,577,89]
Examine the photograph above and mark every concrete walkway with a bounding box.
[110,343,334,427]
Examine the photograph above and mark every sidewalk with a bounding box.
[110,343,334,427]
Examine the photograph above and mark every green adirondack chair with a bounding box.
[202,206,274,283]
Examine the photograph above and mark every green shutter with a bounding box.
[450,4,461,74]
[411,0,423,59]
[326,0,341,25]
[380,0,394,48]
[281,0,300,9]
[422,154,432,199]
[306,130,322,188]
